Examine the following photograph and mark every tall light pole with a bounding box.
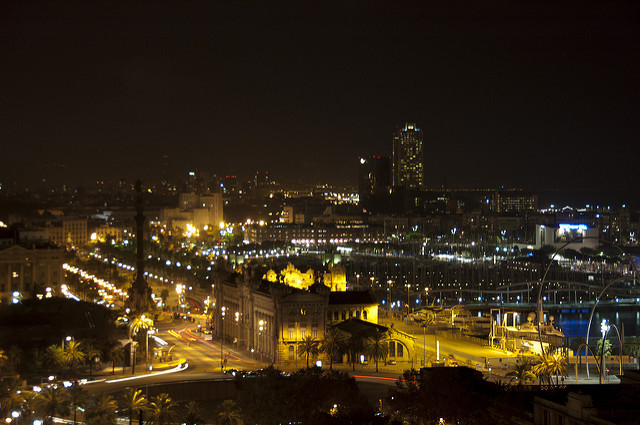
[356,274,360,290]
[600,319,609,384]
[406,283,411,315]
[387,280,393,312]
[62,335,71,350]
[258,319,264,362]
[146,329,155,367]
[235,312,240,347]
[220,306,226,371]
[422,324,426,366]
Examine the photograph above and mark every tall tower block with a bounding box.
[392,123,424,189]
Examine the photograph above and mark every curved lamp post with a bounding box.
[536,237,640,360]
[584,276,629,378]
[574,343,600,384]
[598,319,623,384]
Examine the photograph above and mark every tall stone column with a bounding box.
[127,180,152,313]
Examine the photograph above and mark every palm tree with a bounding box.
[0,349,8,375]
[320,328,345,370]
[297,336,320,369]
[63,385,88,425]
[120,388,148,425]
[63,340,86,373]
[364,330,389,372]
[0,376,24,418]
[506,357,536,385]
[127,314,154,340]
[623,336,640,369]
[546,352,569,385]
[103,341,124,375]
[35,386,69,425]
[42,345,65,374]
[7,346,22,375]
[84,393,118,425]
[596,339,613,358]
[569,336,587,365]
[345,334,364,371]
[532,357,551,385]
[183,401,205,425]
[83,343,102,376]
[18,390,38,425]
[148,393,177,425]
[215,400,242,425]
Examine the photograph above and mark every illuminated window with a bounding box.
[288,323,295,340]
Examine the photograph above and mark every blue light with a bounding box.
[559,223,588,231]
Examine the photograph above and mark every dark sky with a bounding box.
[1,1,639,190]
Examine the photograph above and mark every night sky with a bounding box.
[1,1,639,190]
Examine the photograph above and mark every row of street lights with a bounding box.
[218,305,269,369]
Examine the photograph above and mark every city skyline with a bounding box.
[1,2,639,192]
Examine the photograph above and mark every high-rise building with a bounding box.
[358,155,391,202]
[392,122,424,189]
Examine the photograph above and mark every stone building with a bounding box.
[212,264,415,366]
[0,244,65,301]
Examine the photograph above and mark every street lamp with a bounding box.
[405,283,411,315]
[422,324,426,366]
[258,319,264,361]
[146,329,155,367]
[235,312,240,347]
[600,319,610,384]
[220,306,226,371]
[62,335,72,350]
[387,280,393,312]
[356,274,360,290]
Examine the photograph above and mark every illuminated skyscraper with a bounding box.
[392,122,423,189]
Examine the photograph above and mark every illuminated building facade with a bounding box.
[44,217,88,250]
[392,122,423,189]
[534,223,599,250]
[160,192,223,232]
[244,223,385,245]
[0,244,64,301]
[92,225,125,243]
[212,266,412,366]
[491,190,538,213]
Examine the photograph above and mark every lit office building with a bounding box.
[392,122,424,189]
